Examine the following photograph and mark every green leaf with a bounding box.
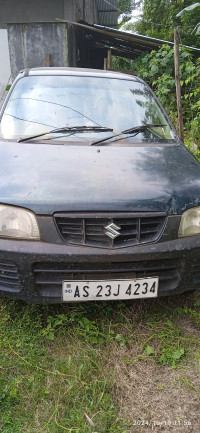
[176,3,200,17]
[173,307,184,315]
[145,344,155,356]
[194,301,200,307]
[79,316,91,329]
[195,23,200,35]
[171,348,184,361]
[166,320,173,327]
[89,336,100,344]
[159,354,168,365]
[115,333,127,346]
[151,64,159,75]
[48,332,55,341]
[54,319,64,327]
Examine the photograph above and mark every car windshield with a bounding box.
[0,75,175,142]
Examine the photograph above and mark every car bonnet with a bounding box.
[0,140,200,215]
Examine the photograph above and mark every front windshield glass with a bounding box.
[0,75,175,142]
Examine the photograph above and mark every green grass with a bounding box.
[0,293,200,432]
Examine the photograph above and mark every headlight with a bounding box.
[0,205,40,240]
[178,207,200,237]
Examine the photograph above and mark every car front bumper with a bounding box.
[0,235,199,303]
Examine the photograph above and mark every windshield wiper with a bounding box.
[91,124,166,146]
[17,126,113,143]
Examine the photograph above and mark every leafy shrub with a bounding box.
[111,46,200,148]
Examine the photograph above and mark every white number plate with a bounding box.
[62,277,158,301]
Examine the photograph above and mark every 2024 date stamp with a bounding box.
[133,420,192,427]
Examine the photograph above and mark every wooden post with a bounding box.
[46,54,51,67]
[107,49,111,69]
[174,28,184,142]
[104,57,107,70]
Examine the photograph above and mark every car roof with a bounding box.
[19,67,140,82]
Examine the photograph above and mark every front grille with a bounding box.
[0,261,21,292]
[191,262,200,286]
[54,213,166,248]
[33,259,184,297]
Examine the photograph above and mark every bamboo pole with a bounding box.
[174,28,184,142]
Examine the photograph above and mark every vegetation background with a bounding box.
[115,0,200,158]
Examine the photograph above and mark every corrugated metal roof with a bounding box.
[95,0,118,27]
[71,21,200,57]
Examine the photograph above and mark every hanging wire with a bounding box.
[129,18,198,29]
[102,0,133,15]
[102,0,118,12]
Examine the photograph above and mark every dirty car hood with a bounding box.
[1,140,200,215]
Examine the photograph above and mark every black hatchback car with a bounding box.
[0,67,200,303]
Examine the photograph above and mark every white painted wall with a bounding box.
[0,29,11,105]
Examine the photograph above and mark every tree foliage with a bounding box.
[111,46,200,148]
[125,0,200,47]
[117,0,143,18]
[117,0,132,17]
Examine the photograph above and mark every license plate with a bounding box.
[62,277,158,301]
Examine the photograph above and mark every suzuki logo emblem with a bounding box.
[104,222,121,240]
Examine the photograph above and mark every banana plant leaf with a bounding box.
[176,2,200,17]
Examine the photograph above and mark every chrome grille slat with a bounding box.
[55,213,166,248]
[0,273,20,280]
[119,229,137,235]
[0,278,20,286]
[140,229,158,234]
[62,230,83,235]
[85,231,106,236]
[86,220,108,225]
[0,265,18,273]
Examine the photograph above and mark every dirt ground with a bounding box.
[113,352,199,432]
[109,296,200,433]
